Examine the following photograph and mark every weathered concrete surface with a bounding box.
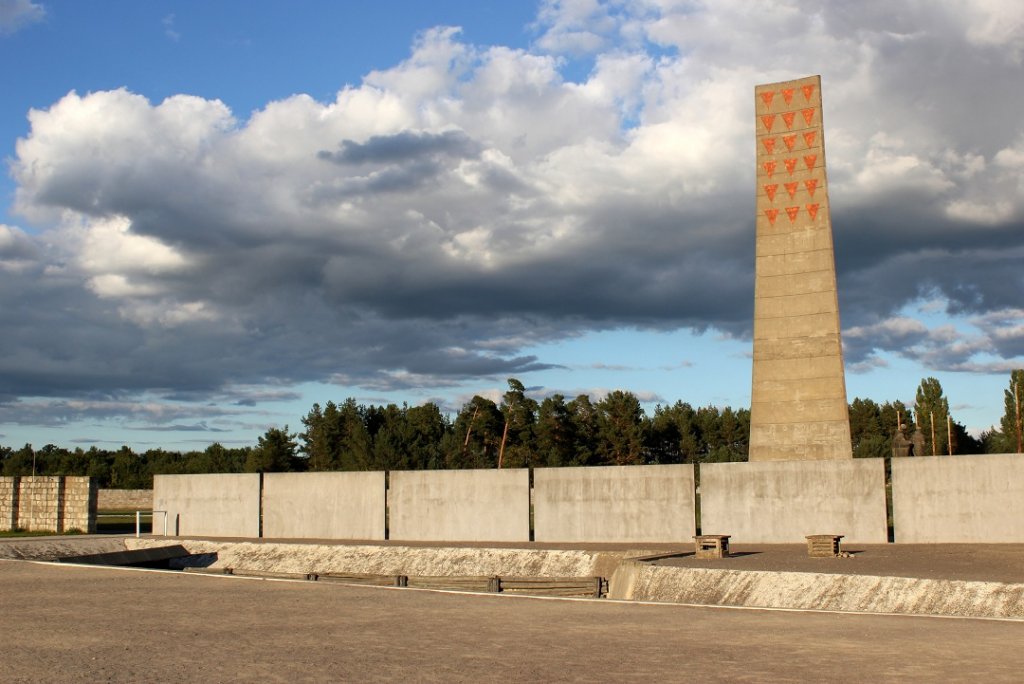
[262,471,385,540]
[750,74,852,461]
[892,454,1024,542]
[0,535,130,561]
[389,468,529,542]
[609,562,1024,619]
[700,459,887,542]
[126,537,627,579]
[534,464,695,543]
[6,561,1024,683]
[153,473,260,538]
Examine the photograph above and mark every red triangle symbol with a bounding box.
[785,206,800,222]
[765,208,779,225]
[802,84,815,102]
[803,131,816,148]
[763,138,777,154]
[782,112,796,129]
[763,161,777,177]
[784,158,798,175]
[761,114,776,132]
[806,203,820,220]
[782,88,795,105]
[804,179,818,197]
[784,181,799,199]
[803,154,817,170]
[782,135,797,151]
[764,184,778,201]
[760,92,775,109]
[802,108,815,125]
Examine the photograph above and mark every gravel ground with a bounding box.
[2,560,1023,683]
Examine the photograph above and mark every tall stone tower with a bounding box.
[749,75,852,461]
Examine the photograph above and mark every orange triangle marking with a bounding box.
[761,114,776,132]
[785,206,800,222]
[784,158,798,175]
[804,179,818,196]
[765,208,779,225]
[763,161,777,177]
[806,203,820,220]
[803,131,817,148]
[762,138,777,154]
[784,182,799,199]
[782,88,794,105]
[802,84,815,102]
[803,154,817,170]
[782,111,796,129]
[764,184,778,201]
[782,135,797,151]
[760,91,775,109]
[802,108,815,125]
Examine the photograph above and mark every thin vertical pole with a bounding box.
[1015,381,1022,454]
[930,411,936,456]
[947,414,953,456]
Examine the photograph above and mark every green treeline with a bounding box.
[1,374,1019,488]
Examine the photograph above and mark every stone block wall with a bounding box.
[98,488,153,510]
[63,477,99,533]
[2,476,97,533]
[1,477,18,531]
[17,476,64,532]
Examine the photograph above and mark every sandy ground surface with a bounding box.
[1,560,1022,683]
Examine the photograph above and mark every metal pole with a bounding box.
[136,510,141,538]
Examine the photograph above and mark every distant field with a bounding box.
[96,509,152,534]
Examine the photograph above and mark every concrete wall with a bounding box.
[892,454,1024,543]
[700,459,887,543]
[153,473,260,538]
[534,465,695,543]
[389,469,529,542]
[98,489,153,510]
[262,472,385,540]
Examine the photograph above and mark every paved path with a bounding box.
[2,560,1022,682]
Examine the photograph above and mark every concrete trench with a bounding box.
[3,536,1023,620]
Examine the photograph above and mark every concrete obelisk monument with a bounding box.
[749,75,852,461]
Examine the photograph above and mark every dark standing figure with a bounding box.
[892,425,911,458]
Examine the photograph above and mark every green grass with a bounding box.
[96,509,152,534]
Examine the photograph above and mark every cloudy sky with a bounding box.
[1,0,1022,451]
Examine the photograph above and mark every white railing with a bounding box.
[134,510,168,537]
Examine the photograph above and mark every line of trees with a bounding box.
[1,373,1020,488]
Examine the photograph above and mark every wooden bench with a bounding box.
[805,534,843,557]
[693,534,731,559]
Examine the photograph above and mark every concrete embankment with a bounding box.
[126,537,635,579]
[6,536,1023,620]
[609,561,1024,619]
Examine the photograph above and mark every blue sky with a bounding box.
[1,0,1022,451]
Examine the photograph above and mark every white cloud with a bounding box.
[3,0,1024,404]
[0,0,44,35]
